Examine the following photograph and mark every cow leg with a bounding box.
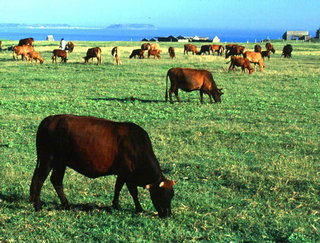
[30,159,53,211]
[173,89,181,103]
[126,183,143,213]
[112,176,125,210]
[200,90,204,103]
[50,163,69,209]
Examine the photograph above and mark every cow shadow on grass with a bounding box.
[89,97,167,103]
[89,97,198,104]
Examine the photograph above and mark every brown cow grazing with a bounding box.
[168,47,175,59]
[243,51,265,72]
[13,45,34,60]
[265,42,275,54]
[261,50,271,61]
[30,114,175,218]
[84,47,102,64]
[282,44,293,58]
[199,45,212,55]
[129,49,145,59]
[225,44,245,58]
[27,51,44,64]
[211,44,224,56]
[254,44,262,53]
[148,49,162,59]
[52,49,67,63]
[165,68,223,104]
[66,42,74,53]
[184,44,198,55]
[18,37,34,46]
[111,47,122,65]
[228,56,253,74]
[141,43,160,51]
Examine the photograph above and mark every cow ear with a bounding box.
[145,184,152,190]
[159,180,176,188]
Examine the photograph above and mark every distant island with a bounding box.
[106,24,157,30]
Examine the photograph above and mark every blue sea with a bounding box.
[0,27,306,43]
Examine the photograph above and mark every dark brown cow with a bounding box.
[13,45,34,60]
[184,44,198,55]
[148,49,162,59]
[168,47,175,59]
[254,44,262,53]
[52,49,67,63]
[129,49,145,59]
[165,68,223,104]
[27,51,44,64]
[282,44,293,58]
[225,44,245,58]
[30,114,175,218]
[243,51,265,71]
[84,47,102,64]
[211,44,224,56]
[66,42,74,53]
[265,42,275,53]
[261,50,271,60]
[199,45,212,55]
[228,56,253,74]
[18,37,34,46]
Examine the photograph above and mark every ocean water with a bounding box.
[0,27,287,43]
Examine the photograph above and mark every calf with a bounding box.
[84,47,102,64]
[261,50,271,60]
[129,49,145,59]
[165,67,223,104]
[52,49,67,63]
[282,44,293,58]
[148,49,162,59]
[225,44,245,58]
[27,51,44,64]
[66,42,74,53]
[30,114,175,218]
[199,45,212,55]
[228,56,253,74]
[211,44,224,56]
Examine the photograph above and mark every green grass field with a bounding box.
[0,40,319,242]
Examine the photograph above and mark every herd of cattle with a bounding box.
[1,37,296,218]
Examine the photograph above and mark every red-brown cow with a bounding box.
[141,43,160,51]
[129,49,145,59]
[148,49,162,59]
[211,44,224,56]
[165,68,223,104]
[52,49,67,63]
[18,37,34,46]
[168,47,175,59]
[84,47,102,64]
[243,51,265,71]
[184,44,198,55]
[30,114,175,218]
[225,44,245,58]
[27,51,44,64]
[66,42,74,53]
[265,42,275,53]
[13,45,34,60]
[228,56,253,74]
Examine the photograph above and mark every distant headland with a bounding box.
[106,24,157,30]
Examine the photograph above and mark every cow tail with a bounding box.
[165,72,169,102]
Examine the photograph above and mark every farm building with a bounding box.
[46,35,54,41]
[316,29,320,39]
[282,31,311,40]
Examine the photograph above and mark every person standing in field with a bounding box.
[60,38,66,50]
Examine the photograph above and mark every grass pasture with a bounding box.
[0,40,319,242]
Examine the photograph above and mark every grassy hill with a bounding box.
[0,40,319,242]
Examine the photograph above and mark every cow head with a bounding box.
[146,179,175,218]
[212,88,224,102]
